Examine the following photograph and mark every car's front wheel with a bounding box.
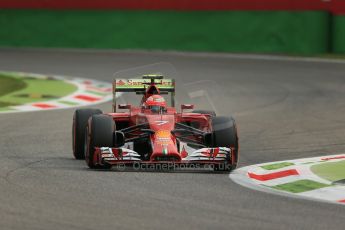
[72,108,102,159]
[211,116,239,171]
[85,115,115,169]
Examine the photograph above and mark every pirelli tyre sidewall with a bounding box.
[72,108,102,160]
[211,116,239,170]
[85,114,115,169]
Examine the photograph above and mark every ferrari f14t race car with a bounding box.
[72,69,239,171]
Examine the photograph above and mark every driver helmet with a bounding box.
[144,95,167,113]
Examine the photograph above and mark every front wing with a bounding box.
[92,146,236,170]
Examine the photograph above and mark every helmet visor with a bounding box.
[150,106,162,113]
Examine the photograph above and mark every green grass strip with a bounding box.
[272,179,329,193]
[311,160,345,182]
[0,107,14,112]
[0,76,77,105]
[0,74,27,97]
[0,74,27,108]
[0,72,78,111]
[96,84,107,88]
[261,162,294,170]
[58,100,79,105]
[85,90,107,96]
[0,101,18,108]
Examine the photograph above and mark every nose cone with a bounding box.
[146,115,181,161]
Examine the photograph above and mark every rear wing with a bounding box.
[112,76,175,112]
[114,78,175,93]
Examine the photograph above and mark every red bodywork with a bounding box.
[91,77,235,170]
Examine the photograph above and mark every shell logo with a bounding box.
[155,130,171,144]
[155,130,170,138]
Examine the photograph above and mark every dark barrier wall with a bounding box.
[0,10,329,54]
[333,16,345,53]
[0,0,344,54]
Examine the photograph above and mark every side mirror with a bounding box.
[181,104,194,111]
[118,104,131,110]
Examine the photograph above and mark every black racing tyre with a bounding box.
[72,108,102,159]
[192,110,216,117]
[134,140,151,161]
[211,116,239,171]
[85,115,115,169]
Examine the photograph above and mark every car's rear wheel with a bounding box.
[85,115,115,169]
[211,116,239,171]
[72,108,102,159]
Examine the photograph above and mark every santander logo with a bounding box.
[116,80,126,86]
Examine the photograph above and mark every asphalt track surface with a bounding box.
[1,48,345,230]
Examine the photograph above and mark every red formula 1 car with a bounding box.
[72,75,239,171]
